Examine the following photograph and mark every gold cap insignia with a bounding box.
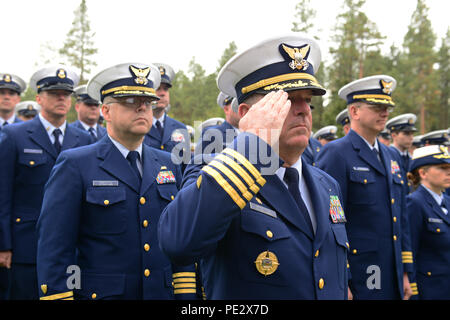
[281,44,310,71]
[57,69,67,79]
[129,65,151,85]
[380,79,393,94]
[41,284,48,295]
[254,250,279,276]
[3,74,11,82]
[159,66,166,76]
[28,104,34,110]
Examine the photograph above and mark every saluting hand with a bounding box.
[239,90,291,147]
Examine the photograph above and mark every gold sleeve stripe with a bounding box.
[174,289,197,294]
[202,166,246,209]
[402,258,413,263]
[222,148,266,187]
[402,251,413,256]
[40,291,73,300]
[174,283,197,289]
[173,272,196,278]
[209,160,253,201]
[215,153,262,193]
[173,277,196,283]
[215,154,256,188]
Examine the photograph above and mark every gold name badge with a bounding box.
[254,251,279,276]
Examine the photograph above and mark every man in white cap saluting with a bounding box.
[0,73,26,129]
[316,75,414,300]
[158,34,349,299]
[0,65,92,299]
[36,62,199,300]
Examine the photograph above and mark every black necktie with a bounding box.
[284,167,314,234]
[373,148,381,163]
[402,154,409,171]
[441,200,448,214]
[53,129,62,154]
[88,127,97,141]
[2,121,8,126]
[127,151,142,183]
[155,120,164,137]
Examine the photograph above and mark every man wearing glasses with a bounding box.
[69,85,107,141]
[316,75,413,300]
[36,63,198,300]
[0,65,92,299]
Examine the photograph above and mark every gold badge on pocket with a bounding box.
[254,250,279,276]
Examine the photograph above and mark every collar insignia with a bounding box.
[129,65,151,85]
[280,43,310,71]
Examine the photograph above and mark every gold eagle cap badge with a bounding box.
[57,69,67,79]
[254,250,279,276]
[3,74,11,82]
[380,79,393,94]
[281,43,311,71]
[129,65,151,85]
[159,66,166,76]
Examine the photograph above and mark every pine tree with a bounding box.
[325,0,385,132]
[397,0,437,133]
[437,28,449,129]
[59,0,97,84]
[216,41,238,73]
[291,0,327,132]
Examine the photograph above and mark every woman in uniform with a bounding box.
[406,145,450,299]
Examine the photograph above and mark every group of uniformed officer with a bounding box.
[0,32,449,301]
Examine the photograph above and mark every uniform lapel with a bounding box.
[379,143,394,184]
[27,117,58,159]
[420,186,450,225]
[302,161,330,247]
[140,145,159,195]
[148,125,161,141]
[97,125,107,139]
[349,130,385,176]
[61,125,81,151]
[97,137,140,193]
[259,174,314,240]
[161,116,174,145]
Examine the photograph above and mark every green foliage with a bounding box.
[59,0,98,84]
[32,0,447,134]
[395,0,438,133]
[436,28,450,129]
[169,42,238,128]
